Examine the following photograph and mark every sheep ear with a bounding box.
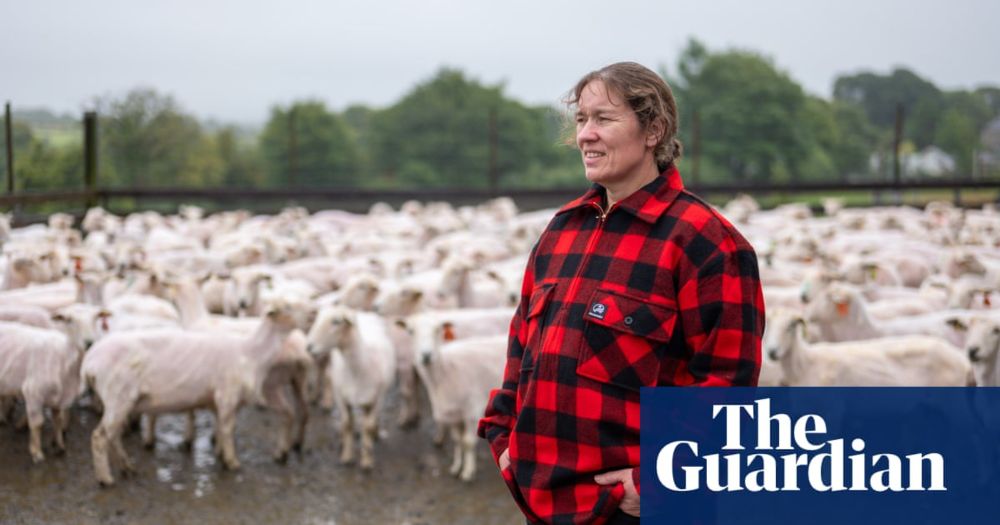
[946,318,968,331]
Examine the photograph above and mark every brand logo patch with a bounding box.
[588,303,607,320]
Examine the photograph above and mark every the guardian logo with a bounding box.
[656,398,946,493]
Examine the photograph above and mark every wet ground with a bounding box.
[0,392,524,525]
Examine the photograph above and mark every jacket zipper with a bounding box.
[538,202,613,353]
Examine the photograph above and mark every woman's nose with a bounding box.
[577,121,598,143]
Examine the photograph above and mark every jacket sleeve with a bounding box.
[477,245,537,464]
[676,228,765,387]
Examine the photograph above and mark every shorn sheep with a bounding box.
[82,297,312,486]
[766,313,971,386]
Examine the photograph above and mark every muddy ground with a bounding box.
[0,392,524,525]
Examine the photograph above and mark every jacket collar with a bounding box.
[557,166,686,224]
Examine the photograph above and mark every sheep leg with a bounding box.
[320,359,335,410]
[291,372,310,454]
[24,396,46,463]
[111,430,135,477]
[215,393,241,470]
[262,383,294,464]
[459,421,478,482]
[397,369,419,428]
[142,414,157,449]
[52,407,70,455]
[432,422,446,447]
[448,423,463,477]
[0,396,12,425]
[339,404,355,465]
[359,403,378,470]
[181,411,196,452]
[92,407,130,486]
[91,425,114,486]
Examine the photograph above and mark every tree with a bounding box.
[259,100,360,188]
[93,88,222,187]
[674,41,812,183]
[833,68,944,147]
[216,127,265,188]
[367,68,568,188]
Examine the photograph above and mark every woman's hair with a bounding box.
[565,61,683,171]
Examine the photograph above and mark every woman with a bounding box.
[479,62,764,525]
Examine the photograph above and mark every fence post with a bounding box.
[4,102,12,195]
[84,111,98,210]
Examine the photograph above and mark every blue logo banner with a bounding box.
[640,387,1000,524]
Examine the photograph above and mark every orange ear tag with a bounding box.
[442,323,456,342]
[75,257,83,273]
[835,301,850,318]
[985,292,992,308]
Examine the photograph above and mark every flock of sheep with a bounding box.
[1,193,999,488]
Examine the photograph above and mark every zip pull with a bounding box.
[590,202,612,223]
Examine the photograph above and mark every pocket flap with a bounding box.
[527,283,555,319]
[583,289,676,343]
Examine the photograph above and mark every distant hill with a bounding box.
[12,107,78,127]
[12,107,81,147]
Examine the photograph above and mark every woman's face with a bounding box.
[575,80,655,191]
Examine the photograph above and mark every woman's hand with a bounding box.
[594,468,639,516]
[499,447,511,470]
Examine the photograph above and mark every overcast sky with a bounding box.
[3,0,998,125]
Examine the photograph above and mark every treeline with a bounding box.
[4,39,999,191]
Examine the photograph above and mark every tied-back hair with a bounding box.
[564,62,683,172]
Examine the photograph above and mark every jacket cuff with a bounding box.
[632,465,641,496]
[488,432,510,465]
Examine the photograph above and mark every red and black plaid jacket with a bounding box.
[478,167,765,525]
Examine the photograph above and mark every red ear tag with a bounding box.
[75,258,83,273]
[442,323,456,342]
[985,292,992,308]
[836,301,850,318]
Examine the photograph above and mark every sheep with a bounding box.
[82,297,312,486]
[765,313,971,386]
[0,279,78,312]
[0,304,56,329]
[315,272,380,311]
[395,307,514,441]
[414,335,507,481]
[1,250,62,290]
[306,306,395,470]
[805,282,967,346]
[0,310,102,463]
[152,274,313,456]
[952,317,1000,387]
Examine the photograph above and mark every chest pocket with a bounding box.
[577,288,678,391]
[517,283,555,410]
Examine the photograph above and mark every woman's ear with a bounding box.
[646,119,665,148]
